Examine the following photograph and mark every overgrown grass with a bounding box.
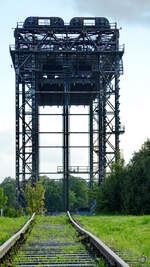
[74,214,150,266]
[1,214,108,266]
[12,214,98,265]
[28,214,83,246]
[0,216,29,246]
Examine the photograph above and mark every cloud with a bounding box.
[74,0,150,25]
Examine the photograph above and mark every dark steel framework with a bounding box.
[10,17,124,210]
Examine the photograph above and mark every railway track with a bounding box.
[0,213,134,266]
[11,216,96,267]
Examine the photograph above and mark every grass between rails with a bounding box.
[12,215,106,266]
[74,214,150,266]
[0,216,30,246]
[27,214,85,251]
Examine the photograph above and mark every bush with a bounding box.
[3,206,24,217]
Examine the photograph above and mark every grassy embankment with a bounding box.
[0,216,30,246]
[74,214,150,266]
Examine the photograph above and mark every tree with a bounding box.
[96,155,125,213]
[42,176,89,212]
[0,187,7,216]
[122,139,150,214]
[95,140,150,214]
[0,177,16,208]
[69,176,89,210]
[25,181,45,215]
[44,180,63,212]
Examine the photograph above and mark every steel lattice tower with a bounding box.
[10,17,124,209]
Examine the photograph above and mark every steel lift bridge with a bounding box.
[10,16,124,210]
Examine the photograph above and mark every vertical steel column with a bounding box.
[31,54,39,186]
[115,75,120,162]
[15,73,20,201]
[63,74,70,211]
[89,102,93,189]
[115,32,121,163]
[63,105,66,211]
[22,82,26,188]
[98,76,104,185]
[65,102,69,210]
[15,34,20,203]
[103,84,107,172]
[63,102,69,211]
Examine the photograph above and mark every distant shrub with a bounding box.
[4,206,24,217]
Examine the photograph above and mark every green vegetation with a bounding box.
[0,177,18,217]
[0,216,29,246]
[25,181,45,215]
[1,177,16,208]
[43,179,64,211]
[11,215,100,266]
[0,176,89,215]
[1,139,150,216]
[43,175,89,212]
[0,187,7,213]
[27,215,81,243]
[75,214,150,266]
[96,140,150,214]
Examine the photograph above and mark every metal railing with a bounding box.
[57,166,97,174]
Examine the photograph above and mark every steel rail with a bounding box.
[0,213,35,260]
[67,211,129,267]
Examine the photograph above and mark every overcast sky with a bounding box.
[0,0,150,182]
